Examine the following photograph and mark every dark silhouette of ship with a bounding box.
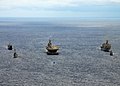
[101,40,111,52]
[46,40,59,55]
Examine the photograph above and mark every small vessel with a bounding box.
[13,49,18,58]
[110,50,113,56]
[8,43,13,50]
[46,40,59,55]
[101,40,111,52]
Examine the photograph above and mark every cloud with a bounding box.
[0,0,120,17]
[0,0,120,10]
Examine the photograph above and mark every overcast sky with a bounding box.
[0,0,120,18]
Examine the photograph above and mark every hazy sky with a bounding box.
[0,0,120,18]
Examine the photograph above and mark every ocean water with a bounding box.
[0,18,120,86]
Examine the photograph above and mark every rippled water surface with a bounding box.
[0,18,120,86]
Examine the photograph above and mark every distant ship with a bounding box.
[46,40,59,55]
[8,43,13,50]
[101,40,111,52]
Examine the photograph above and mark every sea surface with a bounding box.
[0,18,120,86]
